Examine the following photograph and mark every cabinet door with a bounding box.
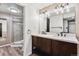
[32,36,51,54]
[39,37,51,54]
[32,36,40,48]
[52,40,77,56]
[52,40,62,55]
[62,42,77,55]
[32,36,37,46]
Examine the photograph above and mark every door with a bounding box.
[12,21,23,42]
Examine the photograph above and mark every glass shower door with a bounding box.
[12,21,23,42]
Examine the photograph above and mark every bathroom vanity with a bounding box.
[32,3,78,56]
[32,34,78,56]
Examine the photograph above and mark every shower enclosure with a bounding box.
[0,3,23,45]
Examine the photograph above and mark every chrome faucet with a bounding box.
[60,32,63,36]
[41,31,46,34]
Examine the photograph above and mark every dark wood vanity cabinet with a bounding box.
[32,36,77,56]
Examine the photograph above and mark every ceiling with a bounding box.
[0,3,23,17]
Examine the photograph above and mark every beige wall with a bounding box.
[75,3,79,56]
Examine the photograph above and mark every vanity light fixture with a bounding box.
[54,3,69,14]
[40,3,70,15]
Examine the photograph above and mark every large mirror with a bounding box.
[39,3,75,35]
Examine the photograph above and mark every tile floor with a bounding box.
[0,46,23,56]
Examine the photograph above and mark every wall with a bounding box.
[76,4,79,40]
[75,4,79,56]
[23,4,39,55]
[23,4,43,56]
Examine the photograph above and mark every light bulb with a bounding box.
[54,9,59,14]
[65,5,70,12]
[59,7,64,13]
[56,11,59,14]
[59,7,62,11]
[61,10,64,13]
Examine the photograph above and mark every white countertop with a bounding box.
[31,34,79,44]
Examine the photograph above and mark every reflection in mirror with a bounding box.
[49,14,63,33]
[63,17,75,33]
[63,5,75,33]
[39,3,75,35]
